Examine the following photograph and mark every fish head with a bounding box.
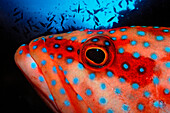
[15,26,170,113]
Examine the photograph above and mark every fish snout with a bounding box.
[14,44,59,112]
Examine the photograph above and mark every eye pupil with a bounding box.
[86,48,105,64]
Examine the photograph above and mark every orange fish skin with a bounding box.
[15,26,170,113]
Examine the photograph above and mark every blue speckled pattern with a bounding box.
[14,26,170,112]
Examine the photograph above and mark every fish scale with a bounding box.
[15,26,170,113]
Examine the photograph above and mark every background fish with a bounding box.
[15,26,170,113]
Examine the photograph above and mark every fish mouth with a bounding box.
[14,43,89,113]
[14,44,60,112]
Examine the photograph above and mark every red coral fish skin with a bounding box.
[15,26,170,113]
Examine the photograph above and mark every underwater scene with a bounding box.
[1,0,170,112]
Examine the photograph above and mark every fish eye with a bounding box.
[80,36,115,71]
[85,47,107,65]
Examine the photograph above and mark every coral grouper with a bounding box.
[15,26,170,113]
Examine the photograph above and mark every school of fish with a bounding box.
[15,26,170,113]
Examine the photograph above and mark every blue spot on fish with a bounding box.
[133,52,140,58]
[99,97,107,105]
[65,78,69,84]
[109,30,115,34]
[33,45,37,49]
[60,88,66,94]
[156,36,164,41]
[87,31,93,34]
[42,47,47,53]
[119,77,126,83]
[51,80,56,86]
[52,66,57,73]
[57,54,62,59]
[151,53,158,60]
[137,104,144,111]
[64,100,70,106]
[144,91,150,98]
[139,67,144,72]
[122,104,129,111]
[86,89,92,96]
[87,108,93,113]
[41,60,46,66]
[131,40,137,45]
[89,73,95,80]
[153,76,159,85]
[66,58,73,64]
[111,37,117,41]
[19,50,23,55]
[121,35,127,39]
[73,77,79,84]
[120,28,126,32]
[49,94,54,101]
[132,83,139,89]
[26,53,31,57]
[153,101,164,108]
[49,35,53,38]
[165,62,170,68]
[107,71,114,77]
[39,76,44,82]
[114,88,121,95]
[41,37,46,42]
[163,29,169,32]
[100,83,106,90]
[71,37,77,41]
[64,70,67,75]
[118,48,124,54]
[78,63,84,70]
[92,38,98,42]
[33,39,38,42]
[153,26,159,28]
[31,62,37,69]
[164,88,169,94]
[143,42,150,47]
[107,109,114,113]
[137,31,145,36]
[105,41,110,46]
[165,47,170,53]
[54,44,59,48]
[21,44,26,46]
[56,36,63,40]
[97,31,103,34]
[50,54,54,59]
[153,101,159,108]
[123,63,129,69]
[67,46,73,51]
[81,38,87,43]
[77,94,83,101]
[58,65,63,70]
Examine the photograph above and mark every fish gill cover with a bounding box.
[0,0,142,39]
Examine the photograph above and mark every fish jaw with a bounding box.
[14,40,89,113]
[14,44,59,112]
